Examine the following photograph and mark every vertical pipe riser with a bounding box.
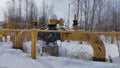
[31,30,37,59]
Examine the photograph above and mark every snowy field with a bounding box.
[0,44,120,68]
[0,35,120,68]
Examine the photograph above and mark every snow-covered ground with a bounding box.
[0,35,120,68]
[0,44,120,68]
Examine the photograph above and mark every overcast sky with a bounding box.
[37,0,71,18]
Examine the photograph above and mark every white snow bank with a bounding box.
[23,40,93,60]
[0,41,13,49]
[105,43,119,58]
[0,40,119,68]
[0,66,8,68]
[58,41,93,60]
[0,48,120,68]
[23,40,120,61]
[112,57,120,64]
[0,49,46,68]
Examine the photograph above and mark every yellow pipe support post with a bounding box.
[31,17,38,59]
[31,29,37,59]
[111,34,115,44]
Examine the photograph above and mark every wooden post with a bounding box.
[31,29,37,59]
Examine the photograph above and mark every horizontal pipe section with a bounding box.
[0,29,120,35]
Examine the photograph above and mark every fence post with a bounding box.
[31,29,37,59]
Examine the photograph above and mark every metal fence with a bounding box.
[0,29,120,63]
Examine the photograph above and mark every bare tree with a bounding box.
[3,0,38,29]
[38,1,55,28]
